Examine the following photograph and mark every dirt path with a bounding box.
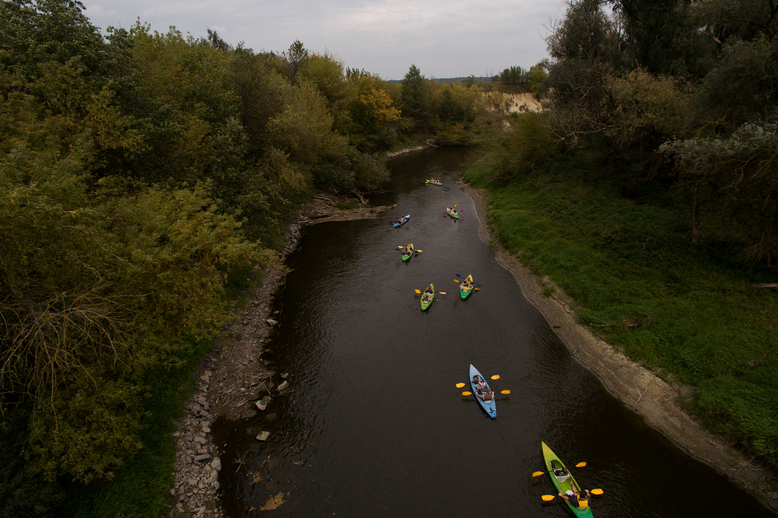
[460,181,778,513]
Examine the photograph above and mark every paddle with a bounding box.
[542,489,603,501]
[462,390,510,396]
[455,274,481,286]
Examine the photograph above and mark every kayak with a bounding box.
[460,274,474,300]
[420,283,434,311]
[393,214,410,228]
[401,243,414,262]
[446,207,459,219]
[469,364,496,418]
[426,179,442,186]
[541,442,593,517]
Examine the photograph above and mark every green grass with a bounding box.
[466,152,778,468]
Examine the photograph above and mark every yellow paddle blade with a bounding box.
[439,292,446,295]
[456,383,466,388]
[491,375,500,380]
[500,390,510,394]
[461,391,472,396]
[541,495,556,502]
[414,289,421,294]
[453,279,459,282]
[474,288,480,291]
[591,489,604,495]
[532,471,545,478]
[454,204,458,207]
[576,462,586,468]
[397,246,404,248]
[416,250,422,252]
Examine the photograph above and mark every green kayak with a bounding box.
[541,442,593,517]
[460,274,474,300]
[420,283,434,311]
[446,207,459,219]
[401,244,414,262]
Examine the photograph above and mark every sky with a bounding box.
[79,0,568,81]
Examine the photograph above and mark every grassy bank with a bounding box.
[465,152,778,470]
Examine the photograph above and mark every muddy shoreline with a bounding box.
[171,164,778,516]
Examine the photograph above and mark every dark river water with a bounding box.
[213,148,775,517]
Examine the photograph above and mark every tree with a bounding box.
[545,0,626,145]
[607,0,716,78]
[299,52,352,133]
[347,73,400,151]
[661,118,778,269]
[400,64,430,129]
[0,0,108,84]
[282,40,308,82]
[527,63,549,99]
[493,66,529,84]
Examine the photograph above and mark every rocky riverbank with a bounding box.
[168,192,397,517]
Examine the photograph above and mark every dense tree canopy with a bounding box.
[0,1,421,513]
[0,2,522,515]
[543,0,778,269]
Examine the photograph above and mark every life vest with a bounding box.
[576,496,589,509]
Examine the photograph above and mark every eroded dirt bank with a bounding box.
[460,181,778,513]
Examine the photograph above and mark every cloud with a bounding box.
[81,0,565,79]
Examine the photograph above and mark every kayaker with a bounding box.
[558,488,590,509]
[559,490,579,507]
[553,466,568,477]
[576,489,590,509]
[476,387,494,401]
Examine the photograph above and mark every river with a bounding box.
[212,147,774,517]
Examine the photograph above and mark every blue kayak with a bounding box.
[392,214,410,228]
[469,364,496,419]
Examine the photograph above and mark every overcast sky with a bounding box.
[79,0,567,80]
